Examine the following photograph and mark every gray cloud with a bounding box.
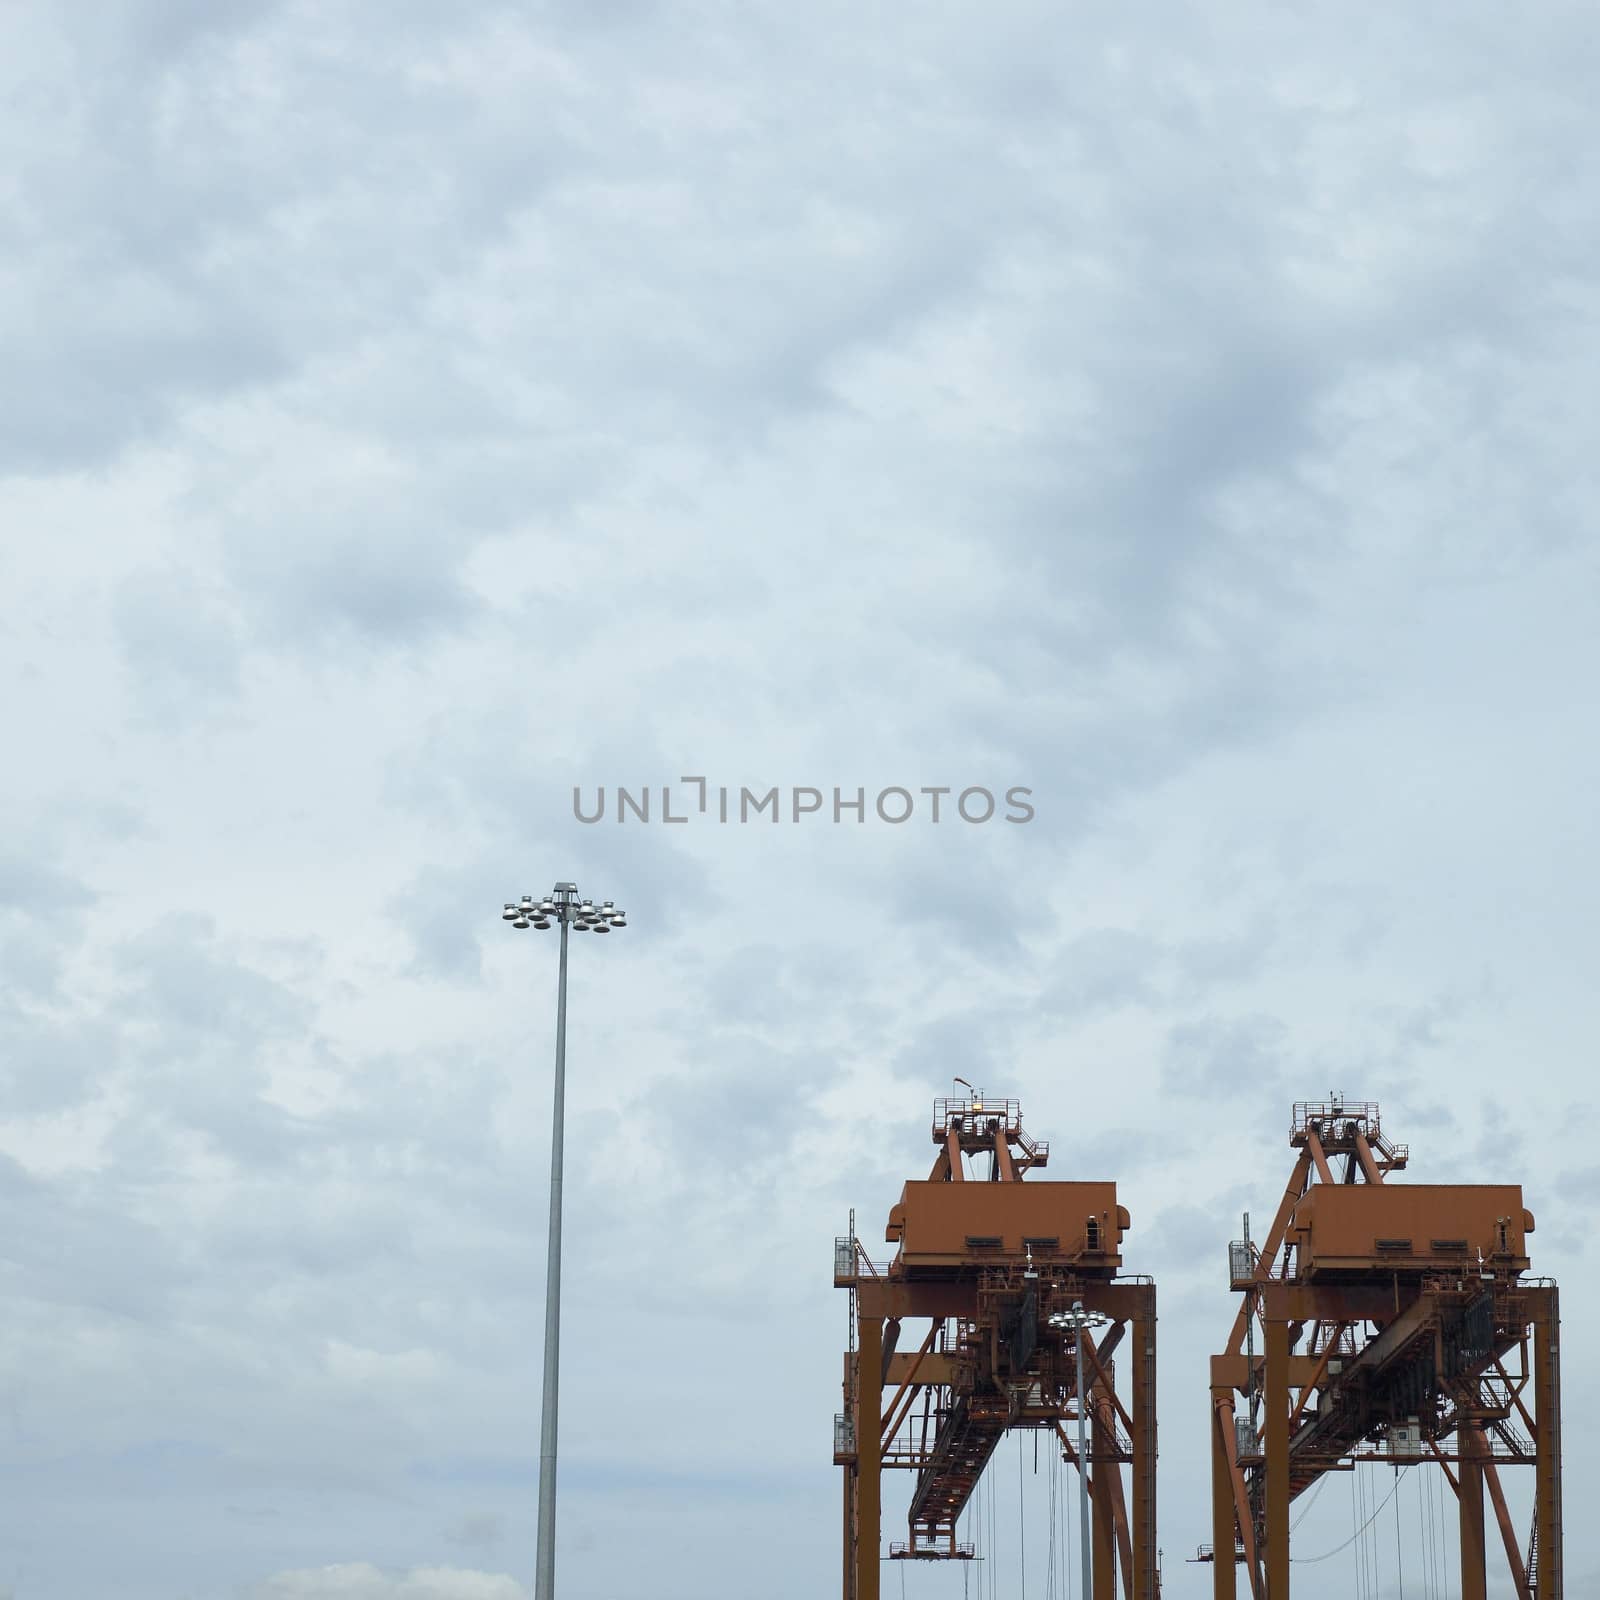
[113,566,244,716]
[442,1514,504,1552]
[1140,1201,1232,1281]
[3,3,1598,1597]
[1162,1013,1291,1101]
[0,855,96,918]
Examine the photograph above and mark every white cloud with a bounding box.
[252,1565,525,1600]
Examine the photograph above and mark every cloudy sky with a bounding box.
[3,2,1598,1596]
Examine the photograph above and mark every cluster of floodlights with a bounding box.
[502,889,626,932]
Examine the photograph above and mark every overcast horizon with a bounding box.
[3,3,1599,1598]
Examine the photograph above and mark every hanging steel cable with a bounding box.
[976,1449,985,1600]
[1364,1462,1377,1600]
[1418,1459,1432,1600]
[1045,1429,1057,1600]
[1064,1430,1074,1600]
[1440,1465,1452,1600]
[1296,1465,1413,1565]
[1351,1462,1363,1600]
[1018,1432,1026,1600]
[1366,1464,1380,1598]
[979,1446,992,1600]
[1059,1434,1067,1600]
[1290,1472,1327,1533]
[1394,1469,1406,1600]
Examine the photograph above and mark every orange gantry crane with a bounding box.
[1205,1098,1562,1599]
[836,1089,1158,1600]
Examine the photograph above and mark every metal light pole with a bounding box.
[1050,1300,1109,1600]
[502,883,626,1600]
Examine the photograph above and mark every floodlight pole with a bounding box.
[535,909,568,1600]
[502,883,626,1600]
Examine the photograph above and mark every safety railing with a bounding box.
[833,1412,856,1461]
[834,1235,891,1282]
[1234,1415,1259,1460]
[934,1094,1021,1130]
[1012,1122,1050,1165]
[1309,1322,1357,1355]
[1290,1099,1409,1166]
[890,1536,976,1560]
[1228,1240,1254,1288]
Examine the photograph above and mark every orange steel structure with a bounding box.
[1204,1098,1562,1599]
[836,1090,1158,1600]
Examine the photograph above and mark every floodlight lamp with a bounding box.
[513,917,531,930]
[1048,1302,1108,1332]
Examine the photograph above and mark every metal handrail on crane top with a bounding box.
[930,1096,1051,1165]
[1290,1099,1410,1168]
[933,1095,1021,1129]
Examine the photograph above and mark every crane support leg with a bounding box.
[843,1466,855,1600]
[1095,1392,1134,1596]
[1214,1390,1265,1600]
[1533,1286,1562,1600]
[855,1313,881,1600]
[1092,1463,1117,1600]
[1482,1456,1531,1600]
[1264,1316,1290,1599]
[1210,1390,1238,1600]
[1132,1302,1158,1600]
[1461,1425,1488,1600]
